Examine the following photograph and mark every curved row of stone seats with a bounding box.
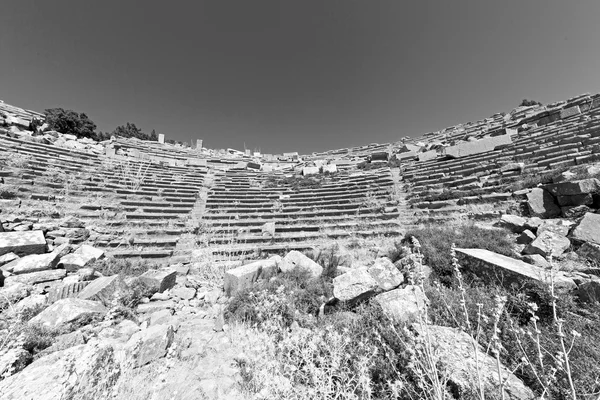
[399,96,600,220]
[198,168,402,259]
[0,132,209,261]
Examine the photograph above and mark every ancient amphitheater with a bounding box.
[1,94,599,399]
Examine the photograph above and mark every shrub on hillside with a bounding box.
[404,224,514,284]
[226,268,333,330]
[44,108,97,139]
[111,122,158,141]
[519,99,543,107]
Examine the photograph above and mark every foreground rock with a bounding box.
[126,324,175,367]
[570,212,600,245]
[456,248,576,290]
[374,285,427,322]
[367,257,404,291]
[58,244,105,272]
[0,343,120,400]
[412,324,534,399]
[523,230,570,258]
[139,267,177,293]
[279,250,323,278]
[0,230,47,257]
[333,268,378,302]
[77,275,129,306]
[526,188,560,218]
[5,252,60,274]
[30,298,107,329]
[4,269,66,286]
[223,256,280,296]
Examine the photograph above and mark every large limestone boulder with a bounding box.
[279,250,323,278]
[523,230,570,258]
[126,324,175,368]
[224,256,280,296]
[333,268,378,302]
[139,267,177,293]
[4,269,66,286]
[0,230,46,257]
[58,244,104,272]
[6,252,60,274]
[412,324,534,399]
[30,298,107,330]
[367,257,404,291]
[456,248,576,291]
[374,285,427,322]
[77,275,129,306]
[526,188,560,218]
[0,343,120,400]
[498,214,528,233]
[570,212,600,245]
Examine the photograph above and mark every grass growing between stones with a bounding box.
[404,224,514,284]
[225,232,600,399]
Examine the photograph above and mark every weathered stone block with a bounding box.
[139,268,177,293]
[570,212,600,245]
[560,105,581,119]
[8,252,60,275]
[524,230,570,258]
[456,248,576,290]
[367,257,404,291]
[77,275,129,306]
[526,188,561,218]
[30,298,107,329]
[333,268,379,303]
[47,281,89,303]
[499,214,528,233]
[444,134,512,159]
[58,245,104,272]
[280,250,322,278]
[4,269,66,286]
[0,230,46,257]
[127,324,174,368]
[224,257,280,296]
[374,285,427,322]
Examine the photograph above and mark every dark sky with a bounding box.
[1,1,600,154]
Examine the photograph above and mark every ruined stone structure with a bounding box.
[1,93,599,268]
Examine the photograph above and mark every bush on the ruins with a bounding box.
[44,108,97,139]
[225,268,333,330]
[404,224,514,284]
[263,175,322,190]
[519,99,543,107]
[425,277,600,398]
[111,122,158,141]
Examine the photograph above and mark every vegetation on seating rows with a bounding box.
[42,108,189,144]
[224,224,599,399]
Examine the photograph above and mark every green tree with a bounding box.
[111,122,157,141]
[519,99,543,107]
[44,108,97,139]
